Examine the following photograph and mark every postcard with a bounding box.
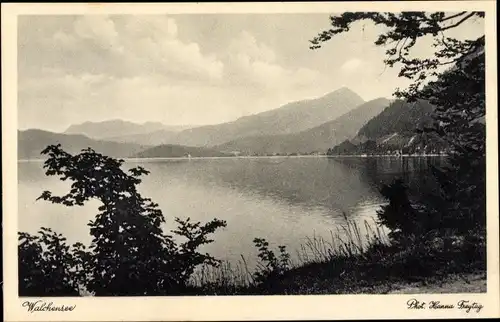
[2,1,499,320]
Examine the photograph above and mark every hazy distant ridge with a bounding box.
[18,129,232,160]
[65,120,193,140]
[18,129,151,159]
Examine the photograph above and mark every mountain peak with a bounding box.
[319,87,364,103]
[336,86,356,93]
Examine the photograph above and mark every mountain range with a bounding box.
[65,120,193,140]
[68,87,364,148]
[215,97,392,155]
[18,87,440,159]
[169,87,365,147]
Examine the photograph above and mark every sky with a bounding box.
[18,14,484,132]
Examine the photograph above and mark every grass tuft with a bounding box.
[186,217,485,295]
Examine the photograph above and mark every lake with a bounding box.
[18,156,443,268]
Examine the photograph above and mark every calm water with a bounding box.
[18,156,443,267]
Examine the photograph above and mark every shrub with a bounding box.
[18,228,81,296]
[19,145,226,296]
[376,179,428,241]
[252,238,291,285]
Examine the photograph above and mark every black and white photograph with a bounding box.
[2,1,499,320]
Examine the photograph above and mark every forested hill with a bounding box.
[328,99,449,155]
[357,99,434,139]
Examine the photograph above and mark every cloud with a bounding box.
[74,16,120,48]
[19,15,223,81]
[115,16,223,80]
[340,58,365,73]
[228,31,277,63]
[17,16,330,131]
[225,31,320,90]
[19,17,322,96]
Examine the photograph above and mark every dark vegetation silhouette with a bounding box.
[313,10,486,273]
[19,145,226,296]
[19,12,486,295]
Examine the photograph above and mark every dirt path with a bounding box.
[388,273,486,294]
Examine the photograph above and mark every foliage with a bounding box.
[172,219,485,295]
[310,11,484,100]
[418,51,486,235]
[19,145,226,296]
[252,238,291,284]
[376,179,423,240]
[317,12,485,157]
[171,217,228,286]
[18,228,82,296]
[313,11,486,244]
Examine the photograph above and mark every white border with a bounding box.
[2,1,499,320]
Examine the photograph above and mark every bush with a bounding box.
[376,179,430,241]
[19,145,226,296]
[377,165,486,245]
[252,238,291,285]
[18,228,81,296]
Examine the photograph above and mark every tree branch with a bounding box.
[440,11,468,22]
[440,12,477,31]
[398,37,409,61]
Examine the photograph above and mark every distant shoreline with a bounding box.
[18,154,447,163]
[18,155,324,162]
[326,153,448,158]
